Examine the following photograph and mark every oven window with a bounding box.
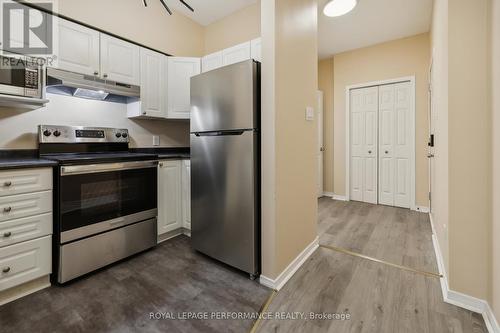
[60,167,157,232]
[0,57,26,87]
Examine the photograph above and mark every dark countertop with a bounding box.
[0,150,59,170]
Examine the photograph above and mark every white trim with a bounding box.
[322,192,334,198]
[332,194,348,201]
[415,206,430,213]
[260,237,319,291]
[345,76,416,210]
[429,214,500,333]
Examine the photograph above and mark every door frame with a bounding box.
[345,76,416,210]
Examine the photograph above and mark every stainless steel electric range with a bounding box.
[38,125,158,283]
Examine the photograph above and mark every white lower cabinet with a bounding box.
[0,168,53,294]
[158,159,191,237]
[158,160,182,235]
[182,160,191,231]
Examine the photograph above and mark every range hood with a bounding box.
[46,68,140,103]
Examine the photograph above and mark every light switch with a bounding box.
[153,136,160,146]
[306,107,315,121]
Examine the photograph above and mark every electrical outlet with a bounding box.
[306,107,315,121]
[153,136,160,146]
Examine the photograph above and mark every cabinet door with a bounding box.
[167,57,201,119]
[222,41,251,66]
[100,34,140,85]
[202,51,223,73]
[139,48,166,118]
[182,160,191,231]
[251,38,262,63]
[158,160,182,235]
[53,18,100,76]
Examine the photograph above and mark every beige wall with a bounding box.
[204,2,261,55]
[430,0,450,277]
[328,33,430,207]
[261,0,318,279]
[40,0,205,57]
[431,0,494,305]
[493,0,500,322]
[318,59,334,193]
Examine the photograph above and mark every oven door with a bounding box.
[59,160,158,243]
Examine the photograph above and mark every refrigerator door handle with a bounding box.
[194,130,246,137]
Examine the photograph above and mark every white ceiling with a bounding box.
[318,0,433,58]
[168,0,258,26]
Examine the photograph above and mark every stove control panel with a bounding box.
[38,125,130,144]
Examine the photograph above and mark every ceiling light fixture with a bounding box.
[323,0,357,17]
[142,0,194,15]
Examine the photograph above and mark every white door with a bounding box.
[158,160,182,235]
[167,57,201,119]
[182,160,191,231]
[54,18,100,76]
[139,48,166,118]
[251,38,262,62]
[202,51,223,73]
[222,41,251,66]
[350,86,378,204]
[317,91,324,197]
[100,34,140,85]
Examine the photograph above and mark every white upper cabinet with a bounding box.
[54,18,100,76]
[202,51,224,73]
[135,48,167,118]
[100,34,140,86]
[167,57,201,119]
[251,38,262,63]
[222,41,251,66]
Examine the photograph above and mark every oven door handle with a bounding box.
[61,160,158,176]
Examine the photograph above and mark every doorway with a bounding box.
[346,77,416,210]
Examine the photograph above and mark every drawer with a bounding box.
[0,213,52,248]
[0,191,52,223]
[0,236,52,292]
[0,168,52,197]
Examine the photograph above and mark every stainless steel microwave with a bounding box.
[0,55,43,98]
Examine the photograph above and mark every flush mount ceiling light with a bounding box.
[323,0,357,17]
[142,0,194,15]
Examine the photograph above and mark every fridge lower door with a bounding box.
[191,130,259,275]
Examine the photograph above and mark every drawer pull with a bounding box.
[2,267,10,273]
[3,232,12,238]
[3,207,12,213]
[3,181,12,187]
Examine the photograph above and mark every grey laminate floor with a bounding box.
[0,236,270,333]
[256,198,488,333]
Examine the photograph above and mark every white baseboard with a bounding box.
[429,214,500,333]
[332,194,348,201]
[415,206,430,213]
[322,192,334,198]
[0,276,51,306]
[260,237,319,291]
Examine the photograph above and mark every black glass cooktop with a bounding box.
[40,152,158,165]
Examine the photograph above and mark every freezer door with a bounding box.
[191,60,259,133]
[191,130,259,275]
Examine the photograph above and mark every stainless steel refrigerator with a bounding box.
[190,60,260,278]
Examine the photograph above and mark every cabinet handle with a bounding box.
[385,151,389,154]
[368,150,372,154]
[2,267,10,273]
[3,207,12,213]
[103,74,108,78]
[94,71,99,75]
[159,163,164,167]
[3,232,12,238]
[3,181,12,187]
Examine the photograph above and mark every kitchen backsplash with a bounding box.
[0,93,190,149]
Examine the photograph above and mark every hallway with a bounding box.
[255,199,487,333]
